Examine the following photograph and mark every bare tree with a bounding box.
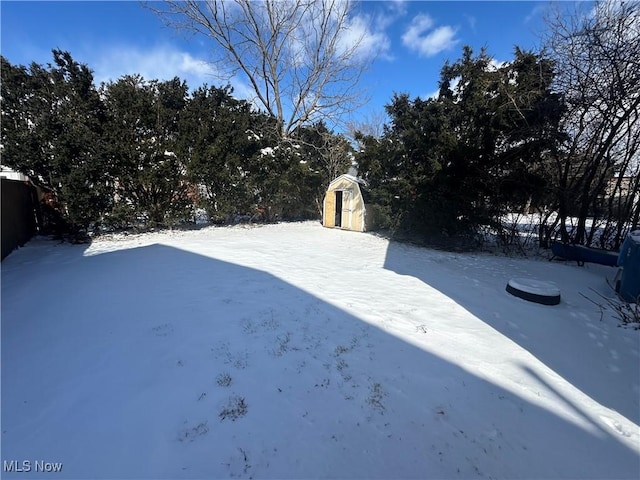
[149,0,375,140]
[346,109,387,139]
[345,108,388,146]
[543,0,640,248]
[315,130,352,181]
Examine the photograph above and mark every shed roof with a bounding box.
[329,174,367,188]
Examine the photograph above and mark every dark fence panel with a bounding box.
[1,178,38,261]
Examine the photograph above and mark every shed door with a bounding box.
[341,190,352,229]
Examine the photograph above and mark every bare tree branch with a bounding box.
[147,0,375,139]
[542,0,640,248]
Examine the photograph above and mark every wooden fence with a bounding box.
[1,178,39,260]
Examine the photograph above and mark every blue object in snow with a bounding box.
[617,232,640,303]
[551,241,619,267]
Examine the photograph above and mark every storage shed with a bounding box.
[322,174,367,232]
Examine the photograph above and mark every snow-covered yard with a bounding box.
[2,221,639,479]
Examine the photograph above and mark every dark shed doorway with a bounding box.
[334,191,343,227]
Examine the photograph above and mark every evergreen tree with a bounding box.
[357,46,564,244]
[179,85,260,222]
[102,75,192,228]
[1,51,112,238]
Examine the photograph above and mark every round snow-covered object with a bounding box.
[506,278,561,305]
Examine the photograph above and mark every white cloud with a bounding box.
[422,26,459,56]
[92,44,219,86]
[402,14,459,57]
[375,0,408,30]
[91,45,225,88]
[90,44,254,101]
[402,13,435,43]
[339,13,392,61]
[387,0,408,17]
[289,5,393,68]
[524,4,546,24]
[465,14,477,32]
[341,0,410,62]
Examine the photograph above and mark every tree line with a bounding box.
[1,1,638,251]
[1,50,351,239]
[356,2,639,251]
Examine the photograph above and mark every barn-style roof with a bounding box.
[328,174,366,187]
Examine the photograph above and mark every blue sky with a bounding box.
[1,1,562,124]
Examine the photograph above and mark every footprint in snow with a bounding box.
[152,323,174,336]
[177,421,209,442]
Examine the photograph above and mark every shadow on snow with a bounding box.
[1,241,638,478]
[383,240,639,457]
